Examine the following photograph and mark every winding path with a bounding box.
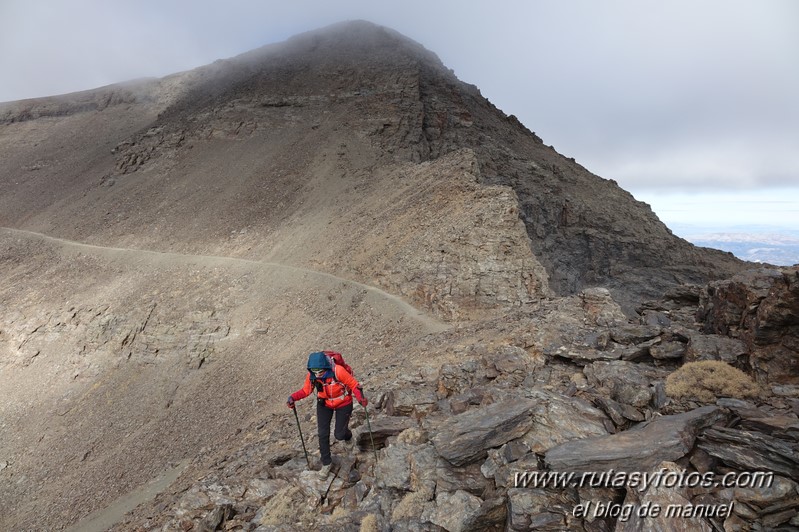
[0,226,449,333]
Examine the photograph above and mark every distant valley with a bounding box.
[631,189,798,266]
[672,225,799,266]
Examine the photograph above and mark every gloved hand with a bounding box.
[287,396,295,409]
[353,387,368,407]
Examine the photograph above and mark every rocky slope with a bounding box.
[0,20,790,532]
[106,267,799,531]
[0,21,745,314]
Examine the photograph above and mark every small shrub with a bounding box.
[391,488,433,521]
[666,360,762,403]
[360,514,379,532]
[397,427,426,445]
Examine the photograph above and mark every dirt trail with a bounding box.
[1,227,449,334]
[0,227,450,531]
[64,460,190,532]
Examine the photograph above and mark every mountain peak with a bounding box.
[226,18,448,80]
[283,19,440,58]
[0,21,746,313]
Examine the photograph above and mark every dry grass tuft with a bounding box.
[359,514,379,532]
[666,361,762,403]
[397,427,427,445]
[391,488,434,521]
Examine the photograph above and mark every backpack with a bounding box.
[308,350,353,383]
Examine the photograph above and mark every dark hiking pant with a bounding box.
[317,401,353,466]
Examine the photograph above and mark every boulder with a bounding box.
[698,267,799,385]
[773,385,799,398]
[583,360,653,408]
[384,385,439,417]
[699,269,782,333]
[492,452,539,489]
[716,475,799,505]
[177,487,212,515]
[716,398,799,438]
[615,462,713,532]
[374,443,415,490]
[436,460,490,495]
[199,504,234,532]
[506,488,578,531]
[684,334,747,365]
[649,340,686,361]
[297,469,346,501]
[545,406,725,473]
[483,345,535,374]
[665,284,703,305]
[421,490,505,532]
[432,398,537,466]
[550,346,623,365]
[590,394,644,427]
[616,338,661,362]
[520,389,610,453]
[739,414,799,439]
[353,416,418,450]
[436,359,482,398]
[697,427,799,478]
[545,323,661,363]
[480,448,506,480]
[641,310,672,328]
[609,324,662,345]
[480,345,544,387]
[408,443,438,493]
[581,287,627,327]
[340,481,370,510]
[244,479,290,501]
[501,440,531,463]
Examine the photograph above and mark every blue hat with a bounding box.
[307,351,331,370]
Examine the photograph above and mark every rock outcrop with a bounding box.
[102,278,799,532]
[698,266,799,385]
[0,20,781,532]
[544,406,725,473]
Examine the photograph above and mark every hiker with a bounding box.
[287,351,367,478]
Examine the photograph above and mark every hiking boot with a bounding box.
[318,463,332,479]
[334,436,356,452]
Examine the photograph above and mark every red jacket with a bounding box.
[290,365,360,409]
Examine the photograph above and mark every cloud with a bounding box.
[0,0,797,194]
[632,187,799,229]
[585,132,799,190]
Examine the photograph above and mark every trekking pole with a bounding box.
[292,405,311,469]
[363,404,378,463]
[320,464,341,505]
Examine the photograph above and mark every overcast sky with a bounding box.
[1,0,797,228]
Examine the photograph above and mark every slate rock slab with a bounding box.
[354,415,418,450]
[697,426,799,478]
[432,398,537,466]
[584,360,653,408]
[521,389,610,453]
[545,406,725,473]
